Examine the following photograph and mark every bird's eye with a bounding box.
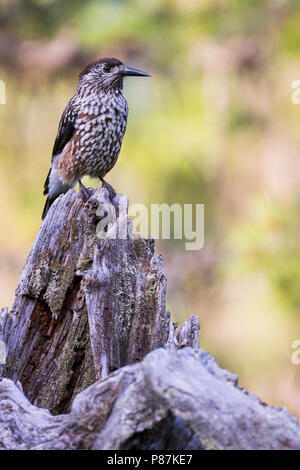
[103,64,111,73]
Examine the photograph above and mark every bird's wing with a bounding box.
[44,98,77,195]
[52,108,77,157]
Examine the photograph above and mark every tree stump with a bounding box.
[0,187,299,450]
[0,187,172,414]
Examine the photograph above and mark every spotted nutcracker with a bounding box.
[42,57,151,220]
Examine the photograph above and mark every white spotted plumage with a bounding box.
[42,57,150,220]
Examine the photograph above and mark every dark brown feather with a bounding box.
[44,104,77,195]
[79,58,123,78]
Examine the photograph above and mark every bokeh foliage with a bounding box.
[1,0,300,418]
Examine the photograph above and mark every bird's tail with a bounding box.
[42,166,74,220]
[42,169,53,220]
[41,196,56,220]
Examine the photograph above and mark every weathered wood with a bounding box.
[168,314,200,350]
[82,214,169,380]
[0,187,170,413]
[1,186,299,450]
[1,346,299,450]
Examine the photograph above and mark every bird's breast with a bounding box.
[76,97,128,136]
[71,96,128,176]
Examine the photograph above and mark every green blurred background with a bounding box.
[1,0,300,418]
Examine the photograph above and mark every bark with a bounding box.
[0,187,170,414]
[0,187,299,450]
[0,347,300,450]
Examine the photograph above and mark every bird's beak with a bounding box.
[120,65,151,77]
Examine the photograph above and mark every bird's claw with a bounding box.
[78,180,92,202]
[100,177,117,201]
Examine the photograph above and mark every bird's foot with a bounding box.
[100,177,117,201]
[78,180,92,202]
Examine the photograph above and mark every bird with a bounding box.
[42,57,151,220]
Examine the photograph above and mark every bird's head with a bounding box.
[78,58,151,92]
